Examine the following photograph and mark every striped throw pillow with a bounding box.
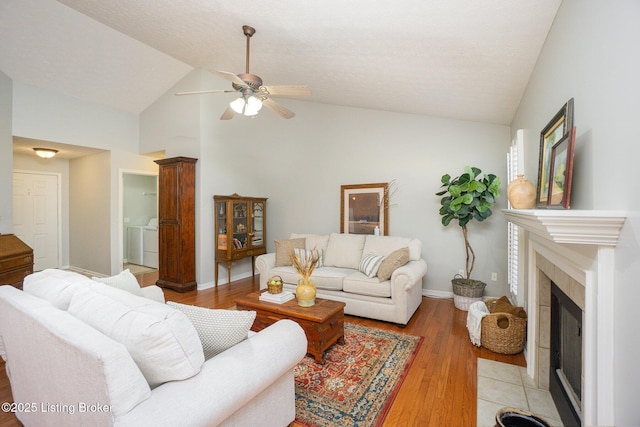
[293,248,324,268]
[358,253,385,278]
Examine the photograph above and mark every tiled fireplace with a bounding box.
[503,210,626,427]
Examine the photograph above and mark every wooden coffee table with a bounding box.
[235,291,345,363]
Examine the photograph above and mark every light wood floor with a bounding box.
[0,273,525,427]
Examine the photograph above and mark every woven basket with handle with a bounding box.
[267,275,283,294]
[480,298,527,355]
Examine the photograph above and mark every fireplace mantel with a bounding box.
[502,208,627,426]
[502,209,627,246]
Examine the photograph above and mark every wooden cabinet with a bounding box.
[155,157,197,292]
[214,194,267,286]
[0,234,34,289]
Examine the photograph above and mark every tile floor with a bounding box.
[477,358,564,427]
[123,263,157,275]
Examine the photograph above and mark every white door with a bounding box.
[13,172,60,271]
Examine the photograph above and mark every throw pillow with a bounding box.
[377,247,410,282]
[358,253,385,278]
[167,302,257,360]
[274,238,306,266]
[92,269,143,296]
[68,289,204,388]
[292,247,324,268]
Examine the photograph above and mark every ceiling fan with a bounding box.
[175,25,311,120]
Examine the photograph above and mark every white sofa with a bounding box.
[256,233,428,326]
[0,269,307,427]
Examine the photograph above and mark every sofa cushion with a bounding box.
[270,266,350,291]
[363,235,422,261]
[343,272,392,298]
[358,253,385,278]
[377,247,410,282]
[92,269,143,296]
[167,302,256,360]
[23,269,93,310]
[275,238,306,266]
[323,233,366,269]
[68,289,204,388]
[290,233,331,252]
[293,247,324,268]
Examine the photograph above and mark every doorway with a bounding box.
[122,172,158,273]
[12,171,61,271]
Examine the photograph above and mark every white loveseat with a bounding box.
[0,269,307,427]
[256,233,428,326]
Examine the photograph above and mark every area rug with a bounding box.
[294,322,422,427]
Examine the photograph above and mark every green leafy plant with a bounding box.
[436,166,501,280]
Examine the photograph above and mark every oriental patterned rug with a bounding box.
[294,322,422,427]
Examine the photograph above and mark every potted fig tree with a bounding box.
[436,166,501,310]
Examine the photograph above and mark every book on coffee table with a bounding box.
[259,291,295,304]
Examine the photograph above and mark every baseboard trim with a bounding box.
[62,265,103,278]
[422,289,454,299]
[198,271,255,290]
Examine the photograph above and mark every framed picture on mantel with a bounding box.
[548,126,576,209]
[536,98,574,207]
[340,183,389,236]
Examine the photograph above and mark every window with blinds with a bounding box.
[507,130,524,297]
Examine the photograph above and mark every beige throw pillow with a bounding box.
[275,238,306,266]
[377,247,410,282]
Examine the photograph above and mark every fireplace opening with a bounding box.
[550,282,582,427]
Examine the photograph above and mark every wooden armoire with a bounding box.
[154,156,197,292]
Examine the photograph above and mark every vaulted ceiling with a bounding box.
[1,0,561,125]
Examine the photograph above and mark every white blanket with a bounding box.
[466,301,490,346]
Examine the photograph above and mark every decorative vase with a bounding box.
[296,278,316,307]
[507,174,536,209]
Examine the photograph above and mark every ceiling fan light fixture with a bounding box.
[229,95,263,116]
[33,148,58,158]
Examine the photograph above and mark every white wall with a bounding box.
[13,154,70,267]
[510,1,640,424]
[12,82,139,151]
[69,151,111,274]
[0,71,12,234]
[141,73,511,293]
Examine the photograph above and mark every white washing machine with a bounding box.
[143,219,158,269]
[127,226,144,265]
[127,218,158,268]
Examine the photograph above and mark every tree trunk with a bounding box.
[461,225,475,279]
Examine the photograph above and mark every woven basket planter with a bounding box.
[451,277,486,311]
[480,299,527,355]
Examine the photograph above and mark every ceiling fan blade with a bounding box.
[175,89,236,96]
[215,70,249,88]
[220,106,235,120]
[261,85,311,97]
[262,98,295,119]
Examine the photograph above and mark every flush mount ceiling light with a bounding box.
[33,148,58,158]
